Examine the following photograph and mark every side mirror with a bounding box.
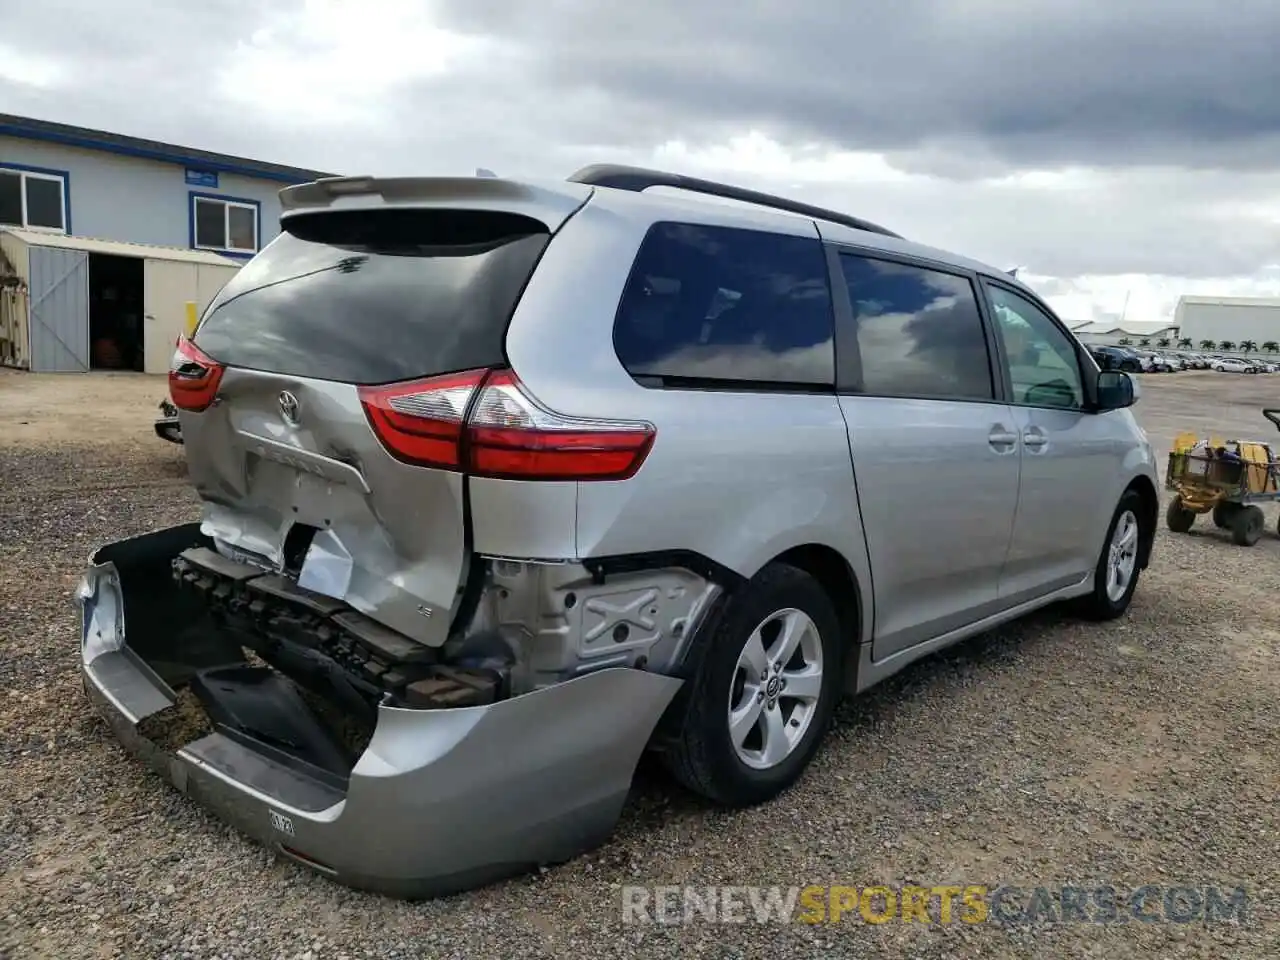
[1096,370,1137,410]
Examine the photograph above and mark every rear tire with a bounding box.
[661,563,842,808]
[1078,491,1147,621]
[1230,505,1265,546]
[1165,496,1196,533]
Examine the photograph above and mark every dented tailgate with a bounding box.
[179,190,588,647]
[182,368,469,646]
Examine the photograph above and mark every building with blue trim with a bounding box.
[0,113,334,259]
[0,114,334,374]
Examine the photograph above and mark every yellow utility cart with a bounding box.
[1164,409,1280,546]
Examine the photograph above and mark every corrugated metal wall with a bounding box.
[28,245,90,372]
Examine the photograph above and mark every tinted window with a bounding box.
[194,198,226,248]
[613,222,835,388]
[24,177,64,230]
[985,283,1084,409]
[838,254,993,400]
[194,208,549,384]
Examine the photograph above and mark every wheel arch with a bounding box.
[769,543,864,653]
[1124,473,1159,569]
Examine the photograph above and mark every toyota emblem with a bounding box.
[278,391,300,425]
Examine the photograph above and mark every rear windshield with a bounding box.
[193,208,550,384]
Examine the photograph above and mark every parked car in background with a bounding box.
[1249,358,1278,373]
[1134,350,1176,372]
[1212,357,1259,374]
[76,163,1161,898]
[1091,345,1144,372]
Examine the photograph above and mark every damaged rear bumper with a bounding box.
[154,400,182,444]
[78,524,682,899]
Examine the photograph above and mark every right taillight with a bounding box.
[358,368,655,481]
[169,336,225,412]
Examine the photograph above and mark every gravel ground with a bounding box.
[1,368,1278,959]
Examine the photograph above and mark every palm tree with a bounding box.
[1157,338,1171,349]
[1139,338,1152,347]
[1240,340,1257,354]
[1220,340,1236,352]
[1263,341,1280,355]
[1200,340,1216,351]
[1178,338,1193,348]
[1118,337,1133,346]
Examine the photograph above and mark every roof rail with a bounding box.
[567,163,903,239]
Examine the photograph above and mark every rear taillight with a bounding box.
[358,368,655,481]
[169,336,225,412]
[357,369,483,470]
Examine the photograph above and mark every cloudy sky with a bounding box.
[4,0,1280,327]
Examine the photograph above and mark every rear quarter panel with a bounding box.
[498,192,874,637]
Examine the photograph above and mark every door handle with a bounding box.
[1022,429,1048,450]
[988,426,1018,451]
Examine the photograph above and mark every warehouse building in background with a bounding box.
[1174,295,1280,349]
[0,113,334,373]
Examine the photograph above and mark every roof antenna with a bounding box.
[475,167,497,178]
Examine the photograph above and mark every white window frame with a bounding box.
[0,167,68,234]
[192,196,259,254]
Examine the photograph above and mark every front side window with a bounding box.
[613,222,835,389]
[984,283,1084,409]
[193,195,258,253]
[837,253,994,400]
[0,167,67,231]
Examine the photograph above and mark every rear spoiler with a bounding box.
[278,175,594,233]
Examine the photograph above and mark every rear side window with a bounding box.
[613,222,835,389]
[836,253,994,401]
[193,208,550,384]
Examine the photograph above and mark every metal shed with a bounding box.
[0,228,241,373]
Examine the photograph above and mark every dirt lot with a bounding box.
[1,368,1278,959]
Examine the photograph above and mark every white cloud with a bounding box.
[0,45,67,89]
[215,0,504,128]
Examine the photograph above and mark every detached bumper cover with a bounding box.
[154,416,182,443]
[78,530,683,898]
[154,399,182,443]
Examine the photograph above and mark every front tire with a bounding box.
[1078,490,1147,620]
[1230,505,1265,546]
[661,563,843,807]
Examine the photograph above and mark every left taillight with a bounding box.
[168,336,225,412]
[358,367,656,481]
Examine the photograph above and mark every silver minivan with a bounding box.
[78,164,1159,898]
